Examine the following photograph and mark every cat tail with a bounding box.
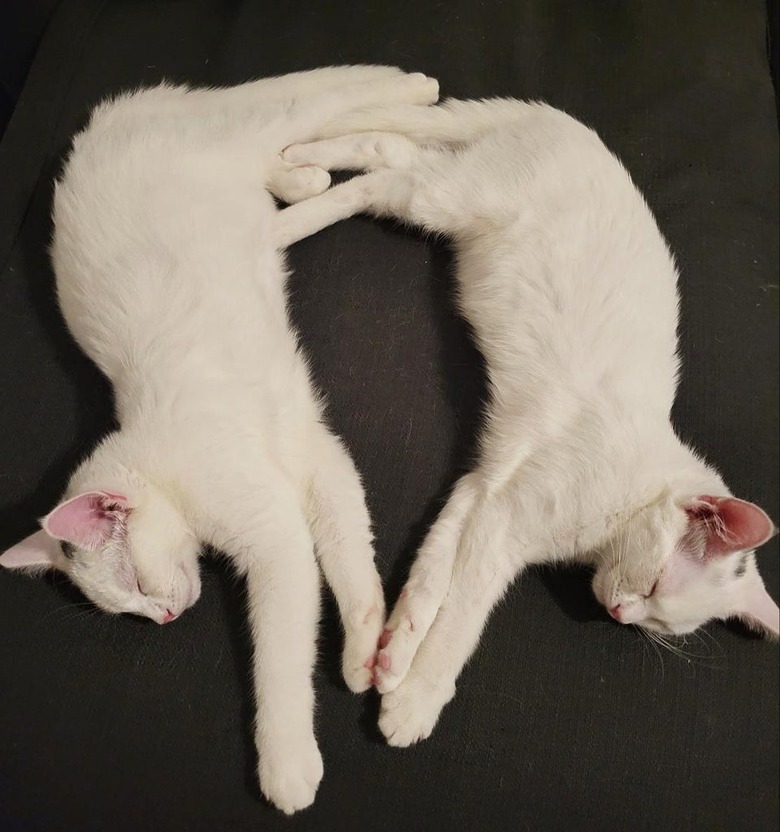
[319,97,532,144]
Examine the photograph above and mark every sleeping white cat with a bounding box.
[280,97,778,747]
[0,66,440,813]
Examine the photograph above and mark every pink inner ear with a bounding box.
[687,496,776,557]
[42,490,130,551]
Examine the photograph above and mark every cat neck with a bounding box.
[540,417,725,561]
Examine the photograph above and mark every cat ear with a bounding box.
[732,571,780,639]
[0,529,64,572]
[42,490,131,551]
[685,496,776,557]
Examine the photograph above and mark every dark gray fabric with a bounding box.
[0,2,777,830]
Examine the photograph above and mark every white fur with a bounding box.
[0,67,439,813]
[282,99,778,746]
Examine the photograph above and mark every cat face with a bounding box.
[0,490,201,624]
[592,495,778,637]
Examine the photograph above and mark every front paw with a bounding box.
[258,734,324,815]
[342,601,385,693]
[373,589,434,694]
[378,676,454,747]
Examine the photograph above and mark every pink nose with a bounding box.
[608,604,623,622]
[162,609,176,624]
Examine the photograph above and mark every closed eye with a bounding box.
[642,579,659,599]
[136,578,146,596]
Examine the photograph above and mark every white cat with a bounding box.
[280,98,779,747]
[0,67,439,813]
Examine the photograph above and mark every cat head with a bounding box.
[592,492,778,638]
[0,483,201,625]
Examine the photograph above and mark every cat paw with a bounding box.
[379,676,455,748]
[258,734,324,815]
[378,677,453,747]
[270,164,331,204]
[342,601,386,694]
[373,624,419,693]
[403,72,440,105]
[373,591,430,694]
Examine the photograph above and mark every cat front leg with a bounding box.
[373,473,480,693]
[276,72,438,152]
[247,549,323,815]
[306,428,385,693]
[378,499,518,746]
[197,66,411,115]
[273,133,421,246]
[208,483,324,815]
[279,133,454,237]
[269,131,416,205]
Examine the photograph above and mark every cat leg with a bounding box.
[274,130,454,247]
[373,473,480,694]
[220,65,409,107]
[206,484,323,815]
[276,73,439,149]
[268,129,413,206]
[315,98,530,143]
[278,133,470,240]
[281,132,420,172]
[273,168,416,247]
[306,428,385,693]
[272,133,420,241]
[269,129,416,204]
[378,500,519,747]
[248,550,323,814]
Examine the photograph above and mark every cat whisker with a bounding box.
[635,625,666,676]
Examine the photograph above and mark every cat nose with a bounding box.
[608,604,623,622]
[162,609,176,624]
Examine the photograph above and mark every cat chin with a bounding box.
[634,618,703,637]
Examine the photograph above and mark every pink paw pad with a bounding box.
[378,629,393,649]
[364,654,377,669]
[377,653,391,671]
